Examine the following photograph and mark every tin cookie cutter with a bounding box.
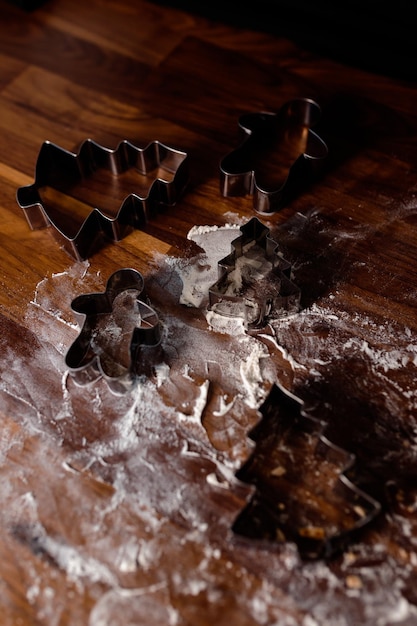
[220,98,328,214]
[65,268,161,394]
[208,217,300,327]
[232,382,381,559]
[16,138,189,260]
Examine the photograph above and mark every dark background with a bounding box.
[7,0,416,81]
[152,0,416,82]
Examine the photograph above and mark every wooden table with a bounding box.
[1,1,417,624]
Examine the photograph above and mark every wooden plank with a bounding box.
[36,0,199,65]
[0,2,150,102]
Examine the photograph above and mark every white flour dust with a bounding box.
[2,220,417,626]
[165,223,240,308]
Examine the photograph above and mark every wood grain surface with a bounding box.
[1,1,417,624]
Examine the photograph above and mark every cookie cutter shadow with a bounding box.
[292,357,417,509]
[232,381,381,560]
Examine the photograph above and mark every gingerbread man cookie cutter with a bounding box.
[65,268,161,394]
[220,98,328,214]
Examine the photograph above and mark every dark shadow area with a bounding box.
[317,93,417,170]
[293,360,417,505]
[232,353,417,560]
[270,209,348,310]
[232,382,381,560]
[151,0,417,82]
[6,0,45,9]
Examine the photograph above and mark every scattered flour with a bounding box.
[165,223,239,308]
[2,220,417,626]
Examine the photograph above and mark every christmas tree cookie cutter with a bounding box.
[65,268,161,394]
[16,138,189,260]
[220,98,328,214]
[208,217,300,328]
[232,382,381,559]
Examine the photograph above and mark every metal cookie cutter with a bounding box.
[232,382,381,559]
[220,98,328,214]
[16,138,189,260]
[65,268,161,394]
[208,217,300,327]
